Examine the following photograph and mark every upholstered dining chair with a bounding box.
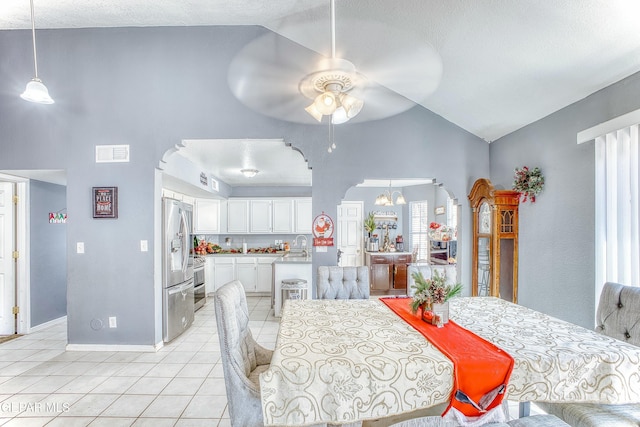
[316,266,370,299]
[214,280,273,427]
[536,282,640,427]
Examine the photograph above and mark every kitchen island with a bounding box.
[365,251,413,295]
[272,255,313,317]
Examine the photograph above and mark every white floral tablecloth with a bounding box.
[450,297,640,404]
[260,299,453,426]
[261,297,640,426]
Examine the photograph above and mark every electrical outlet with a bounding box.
[77,242,84,254]
[108,317,117,328]
[140,240,148,252]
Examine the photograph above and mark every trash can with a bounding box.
[281,279,308,306]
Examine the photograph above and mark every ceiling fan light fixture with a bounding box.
[314,91,338,115]
[340,93,363,118]
[21,78,54,104]
[331,106,350,124]
[305,103,323,122]
[241,168,259,178]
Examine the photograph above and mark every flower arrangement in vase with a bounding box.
[410,270,463,325]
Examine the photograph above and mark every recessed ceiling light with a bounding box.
[241,169,259,178]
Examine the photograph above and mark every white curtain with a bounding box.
[595,124,640,302]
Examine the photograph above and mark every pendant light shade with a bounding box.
[21,78,54,104]
[21,0,54,104]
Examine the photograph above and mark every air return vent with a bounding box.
[95,145,130,163]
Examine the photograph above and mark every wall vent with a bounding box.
[96,145,130,163]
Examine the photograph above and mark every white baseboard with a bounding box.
[28,316,67,333]
[66,343,162,352]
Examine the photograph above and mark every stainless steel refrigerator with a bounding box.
[162,197,194,342]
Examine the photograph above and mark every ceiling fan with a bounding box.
[228,0,443,125]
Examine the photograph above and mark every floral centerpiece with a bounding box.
[410,270,462,313]
[513,166,544,203]
[428,222,455,241]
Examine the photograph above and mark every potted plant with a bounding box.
[364,212,376,237]
[410,270,462,324]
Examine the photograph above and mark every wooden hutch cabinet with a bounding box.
[468,178,520,303]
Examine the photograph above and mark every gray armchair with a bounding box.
[214,280,273,427]
[316,266,370,299]
[536,282,640,426]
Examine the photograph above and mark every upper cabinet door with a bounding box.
[250,199,272,233]
[194,199,220,233]
[294,198,312,233]
[227,199,249,233]
[272,199,294,233]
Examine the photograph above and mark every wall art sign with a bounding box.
[93,187,118,219]
[312,212,334,246]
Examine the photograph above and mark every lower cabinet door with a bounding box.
[371,264,392,291]
[393,263,408,290]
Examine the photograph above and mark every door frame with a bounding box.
[0,174,30,334]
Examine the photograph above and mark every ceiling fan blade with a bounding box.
[228,31,328,124]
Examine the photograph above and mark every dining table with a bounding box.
[259,297,640,426]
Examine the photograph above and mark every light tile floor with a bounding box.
[0,296,276,427]
[0,296,544,426]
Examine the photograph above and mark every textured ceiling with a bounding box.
[4,1,640,187]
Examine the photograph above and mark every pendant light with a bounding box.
[20,0,54,104]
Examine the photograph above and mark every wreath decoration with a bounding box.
[513,166,544,203]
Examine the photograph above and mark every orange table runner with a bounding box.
[380,297,514,418]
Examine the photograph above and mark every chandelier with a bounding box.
[375,182,407,206]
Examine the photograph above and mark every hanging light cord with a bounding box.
[28,0,39,79]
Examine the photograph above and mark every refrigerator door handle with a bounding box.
[180,210,190,273]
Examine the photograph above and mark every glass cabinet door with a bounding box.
[477,236,490,296]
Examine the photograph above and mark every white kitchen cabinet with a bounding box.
[236,257,258,293]
[272,199,294,233]
[213,257,235,293]
[257,258,274,293]
[227,199,249,233]
[250,199,273,233]
[294,198,312,233]
[194,199,220,233]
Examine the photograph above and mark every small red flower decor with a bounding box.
[513,166,544,203]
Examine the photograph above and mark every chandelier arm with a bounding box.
[29,0,39,78]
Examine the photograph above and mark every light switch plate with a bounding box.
[140,240,148,252]
[77,242,84,254]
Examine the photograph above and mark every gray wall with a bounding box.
[490,71,640,329]
[29,180,67,326]
[0,25,487,346]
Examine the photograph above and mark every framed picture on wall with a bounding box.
[435,206,445,215]
[93,187,118,219]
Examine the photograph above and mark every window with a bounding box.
[446,197,458,230]
[595,124,640,296]
[410,201,429,261]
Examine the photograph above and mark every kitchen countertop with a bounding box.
[273,256,312,264]
[365,251,413,255]
[202,252,285,257]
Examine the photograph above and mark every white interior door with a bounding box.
[0,182,15,335]
[337,201,363,267]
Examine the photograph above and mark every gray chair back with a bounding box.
[595,281,640,346]
[214,280,272,427]
[317,266,370,299]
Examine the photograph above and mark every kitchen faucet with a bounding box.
[294,235,309,257]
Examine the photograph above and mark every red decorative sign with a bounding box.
[312,212,334,246]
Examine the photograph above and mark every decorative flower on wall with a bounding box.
[513,166,544,203]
